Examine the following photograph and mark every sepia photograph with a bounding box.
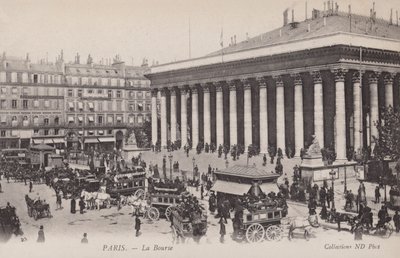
[0,0,399,257]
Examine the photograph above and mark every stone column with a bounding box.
[293,73,304,156]
[258,77,268,153]
[160,88,168,148]
[170,88,177,143]
[243,79,253,148]
[151,89,158,145]
[352,72,363,152]
[333,68,348,161]
[203,85,211,146]
[384,73,394,107]
[215,83,224,146]
[180,87,188,147]
[275,76,285,151]
[312,71,324,148]
[228,81,237,146]
[191,85,199,148]
[369,72,380,150]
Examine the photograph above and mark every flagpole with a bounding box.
[220,27,224,63]
[189,17,191,59]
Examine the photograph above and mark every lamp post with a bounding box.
[225,159,229,168]
[168,153,173,181]
[344,162,347,194]
[192,157,196,181]
[329,169,337,209]
[163,154,167,179]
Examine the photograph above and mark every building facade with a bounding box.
[147,9,400,161]
[0,52,151,151]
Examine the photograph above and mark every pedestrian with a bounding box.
[81,233,88,244]
[375,186,381,204]
[135,216,141,237]
[79,197,85,214]
[393,211,400,233]
[0,182,2,193]
[71,198,76,214]
[200,184,204,200]
[29,181,33,193]
[37,225,45,243]
[354,224,363,240]
[219,217,226,243]
[56,193,62,209]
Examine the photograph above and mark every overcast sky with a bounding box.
[0,0,397,66]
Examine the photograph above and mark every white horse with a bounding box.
[80,190,97,210]
[283,214,319,240]
[95,192,111,210]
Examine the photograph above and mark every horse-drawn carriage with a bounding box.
[170,204,207,242]
[0,205,22,239]
[106,169,146,199]
[25,195,52,220]
[147,180,188,221]
[233,201,286,243]
[389,186,400,211]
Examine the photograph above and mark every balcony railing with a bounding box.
[0,122,130,129]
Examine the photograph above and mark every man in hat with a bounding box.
[70,197,76,214]
[219,217,226,243]
[81,233,88,243]
[79,197,85,214]
[37,225,45,243]
[29,181,33,193]
[135,216,141,237]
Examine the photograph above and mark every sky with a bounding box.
[0,0,398,66]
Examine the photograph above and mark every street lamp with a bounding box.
[329,169,337,209]
[168,153,173,181]
[163,154,167,179]
[192,157,196,181]
[225,159,229,168]
[344,162,347,194]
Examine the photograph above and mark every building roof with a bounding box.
[208,11,400,57]
[215,165,279,180]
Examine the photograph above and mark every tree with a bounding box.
[373,106,400,161]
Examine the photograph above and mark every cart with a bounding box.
[170,203,207,242]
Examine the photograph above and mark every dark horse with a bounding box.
[0,206,23,242]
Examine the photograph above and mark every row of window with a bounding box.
[0,99,61,109]
[0,72,63,84]
[0,72,150,87]
[0,86,63,96]
[0,128,60,137]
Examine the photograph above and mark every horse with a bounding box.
[94,192,111,210]
[80,190,97,210]
[283,214,319,240]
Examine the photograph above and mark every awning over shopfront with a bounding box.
[84,138,99,143]
[259,183,279,195]
[52,138,65,144]
[88,116,94,122]
[68,102,74,109]
[98,137,115,143]
[32,139,53,144]
[78,102,83,110]
[68,116,75,122]
[211,180,251,196]
[88,102,94,109]
[0,116,6,123]
[78,116,83,122]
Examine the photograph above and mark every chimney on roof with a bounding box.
[307,23,311,32]
[305,1,308,21]
[292,9,294,23]
[324,16,327,26]
[397,10,399,26]
[283,8,289,26]
[390,9,393,25]
[234,35,237,45]
[279,29,282,37]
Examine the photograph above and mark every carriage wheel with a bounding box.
[383,224,394,239]
[134,189,145,199]
[147,207,160,221]
[265,225,282,241]
[32,210,38,221]
[245,223,265,243]
[165,206,173,221]
[304,229,310,241]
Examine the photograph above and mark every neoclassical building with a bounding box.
[146,9,400,161]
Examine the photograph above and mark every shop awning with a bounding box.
[0,116,6,123]
[32,139,53,144]
[78,102,83,110]
[85,138,99,143]
[68,102,74,108]
[68,116,74,122]
[78,131,83,135]
[259,183,279,195]
[98,137,115,143]
[98,130,104,135]
[88,116,94,122]
[88,102,94,109]
[52,138,65,144]
[78,116,83,121]
[211,180,251,196]
[116,116,122,121]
